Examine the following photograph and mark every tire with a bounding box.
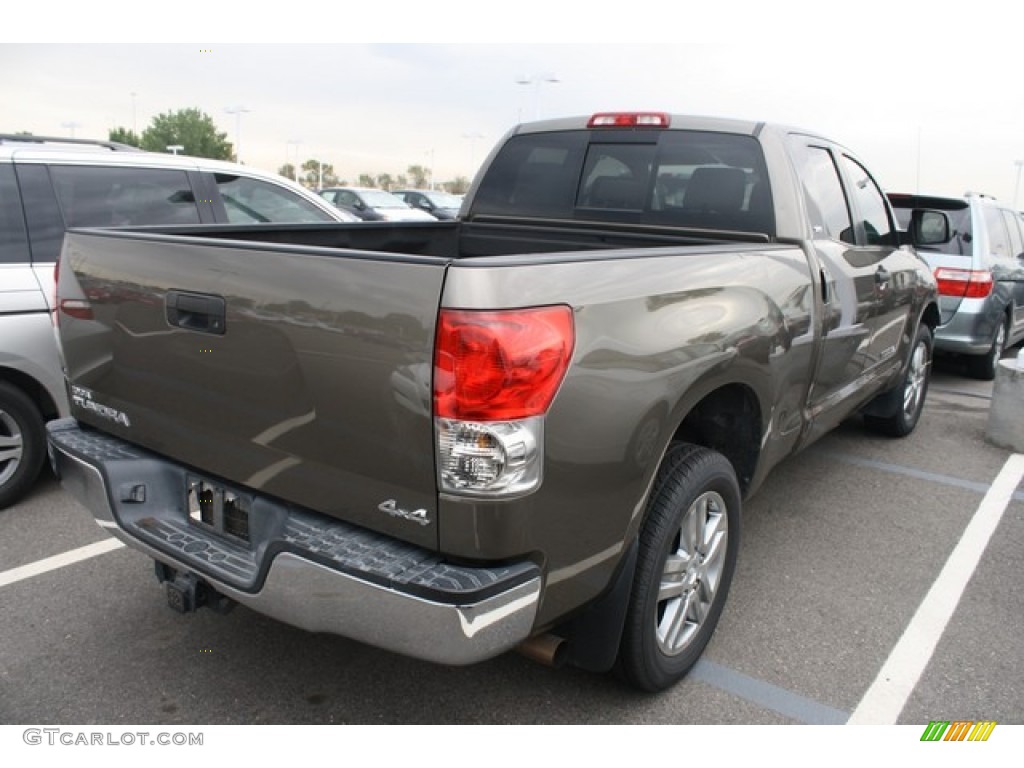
[617,443,741,692]
[864,323,932,438]
[966,318,1007,382]
[0,382,47,510]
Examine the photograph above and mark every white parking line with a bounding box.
[847,452,1024,724]
[0,537,124,589]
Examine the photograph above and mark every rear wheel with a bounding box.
[967,318,1007,381]
[864,323,932,437]
[617,443,741,692]
[0,382,46,510]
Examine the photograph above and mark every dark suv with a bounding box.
[0,134,352,509]
[889,192,1024,379]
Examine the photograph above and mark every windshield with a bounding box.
[358,189,410,208]
[424,191,462,208]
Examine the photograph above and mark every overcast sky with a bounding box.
[5,5,1024,203]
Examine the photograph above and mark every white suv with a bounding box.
[0,134,355,508]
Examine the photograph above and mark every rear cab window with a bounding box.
[470,129,775,236]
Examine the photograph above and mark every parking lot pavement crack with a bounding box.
[691,659,849,724]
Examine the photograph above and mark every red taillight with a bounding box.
[434,306,574,421]
[934,267,993,299]
[588,112,671,128]
[59,299,94,320]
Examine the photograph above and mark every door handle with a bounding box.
[166,290,226,335]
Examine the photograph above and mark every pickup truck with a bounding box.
[47,112,947,692]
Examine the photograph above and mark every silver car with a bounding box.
[0,134,356,508]
[890,192,1024,379]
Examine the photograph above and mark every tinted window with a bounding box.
[839,155,894,246]
[1000,209,1023,258]
[49,165,201,227]
[890,199,972,256]
[983,205,1010,260]
[214,174,334,223]
[13,164,65,263]
[472,129,774,234]
[0,165,29,264]
[789,142,854,243]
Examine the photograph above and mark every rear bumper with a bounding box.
[934,298,1003,355]
[46,419,541,666]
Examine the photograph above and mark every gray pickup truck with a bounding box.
[48,113,947,691]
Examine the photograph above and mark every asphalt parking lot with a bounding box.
[1,355,1022,727]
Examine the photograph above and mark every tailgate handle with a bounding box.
[166,290,226,335]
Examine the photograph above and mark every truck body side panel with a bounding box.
[437,243,817,626]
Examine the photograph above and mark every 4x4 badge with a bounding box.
[378,499,431,526]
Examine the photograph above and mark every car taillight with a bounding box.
[53,260,93,323]
[934,267,993,299]
[433,306,574,497]
[588,112,671,128]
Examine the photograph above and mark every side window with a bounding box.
[213,174,334,223]
[1000,209,1023,258]
[13,164,65,263]
[0,165,30,264]
[49,165,201,227]
[789,142,854,243]
[839,155,894,246]
[983,205,1010,260]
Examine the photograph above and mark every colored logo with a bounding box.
[920,721,996,742]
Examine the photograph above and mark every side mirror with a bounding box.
[910,209,952,246]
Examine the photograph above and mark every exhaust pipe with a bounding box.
[516,633,568,668]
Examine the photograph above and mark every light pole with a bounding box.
[515,73,559,121]
[131,92,138,136]
[426,148,435,190]
[166,144,184,155]
[61,121,81,138]
[225,106,251,163]
[1014,160,1024,210]
[463,132,485,177]
[287,138,303,182]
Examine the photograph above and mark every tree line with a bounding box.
[105,108,470,194]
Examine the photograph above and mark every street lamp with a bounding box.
[225,106,251,163]
[287,138,303,182]
[166,144,184,155]
[515,73,559,121]
[462,132,485,177]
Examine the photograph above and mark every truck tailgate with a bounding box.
[57,230,448,549]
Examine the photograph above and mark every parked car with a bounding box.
[317,186,436,222]
[392,189,464,220]
[889,192,1024,379]
[0,133,357,509]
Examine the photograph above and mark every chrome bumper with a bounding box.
[47,419,541,666]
